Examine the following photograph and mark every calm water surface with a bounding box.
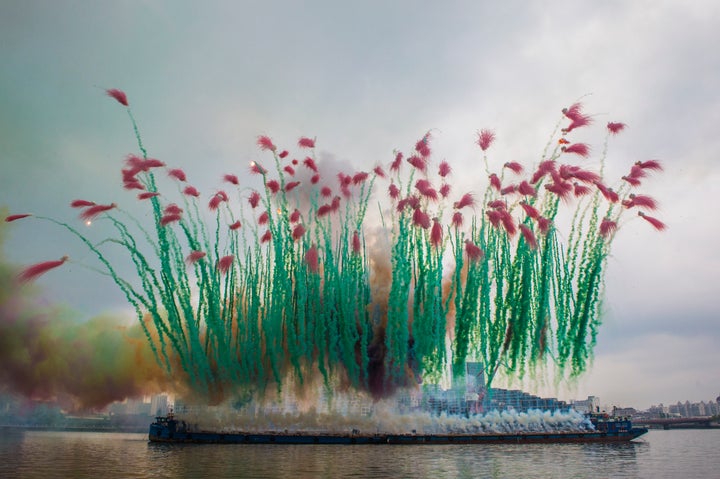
[1,429,718,478]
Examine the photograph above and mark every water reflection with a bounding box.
[2,430,717,479]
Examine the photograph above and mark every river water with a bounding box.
[1,428,717,478]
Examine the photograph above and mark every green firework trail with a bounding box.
[7,94,667,401]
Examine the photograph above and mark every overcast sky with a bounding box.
[1,1,718,410]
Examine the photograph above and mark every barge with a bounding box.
[148,412,648,444]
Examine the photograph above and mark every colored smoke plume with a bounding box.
[0,220,171,410]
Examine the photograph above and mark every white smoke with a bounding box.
[175,390,594,434]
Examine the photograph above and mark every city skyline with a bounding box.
[1,1,719,410]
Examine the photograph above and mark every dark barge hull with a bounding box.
[149,422,648,445]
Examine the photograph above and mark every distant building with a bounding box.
[571,396,600,414]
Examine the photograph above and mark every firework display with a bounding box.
[7,90,665,401]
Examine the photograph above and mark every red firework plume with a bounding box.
[562,143,590,157]
[164,204,183,215]
[373,165,386,178]
[229,221,242,230]
[622,175,642,187]
[563,115,593,133]
[519,224,537,249]
[278,150,289,159]
[407,155,427,172]
[439,184,451,198]
[574,183,592,197]
[438,160,452,177]
[477,129,495,151]
[317,204,332,217]
[464,240,484,262]
[183,185,200,197]
[208,193,226,211]
[504,162,523,174]
[5,213,32,222]
[257,135,276,151]
[311,174,320,184]
[138,192,160,200]
[321,186,333,198]
[390,152,403,172]
[451,211,464,228]
[545,181,573,201]
[430,218,443,248]
[217,255,235,274]
[303,157,318,173]
[18,256,69,283]
[520,202,539,219]
[561,103,592,133]
[629,165,647,179]
[289,209,301,223]
[599,219,617,238]
[388,183,400,200]
[488,200,506,210]
[413,179,429,193]
[285,181,301,192]
[353,172,369,185]
[453,193,475,210]
[185,250,206,264]
[260,230,272,243]
[489,174,501,191]
[305,245,319,272]
[594,182,619,203]
[412,208,431,229]
[623,194,658,210]
[70,199,96,208]
[167,168,187,182]
[160,213,182,226]
[292,224,306,241]
[283,166,295,176]
[298,137,316,148]
[638,212,666,231]
[266,180,280,194]
[223,174,239,185]
[352,231,362,254]
[248,191,261,208]
[500,185,517,196]
[499,210,517,236]
[486,209,501,228]
[518,181,536,197]
[249,162,267,175]
[80,203,116,221]
[258,211,269,225]
[635,160,663,172]
[562,102,583,119]
[607,122,627,134]
[105,88,128,106]
[537,217,551,235]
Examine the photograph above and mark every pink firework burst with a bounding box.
[638,211,666,231]
[477,129,495,151]
[185,250,206,264]
[18,256,69,283]
[80,203,117,221]
[167,168,187,182]
[464,240,484,262]
[298,137,316,148]
[257,135,276,151]
[217,255,235,274]
[105,88,128,106]
[5,213,32,222]
[607,122,627,134]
